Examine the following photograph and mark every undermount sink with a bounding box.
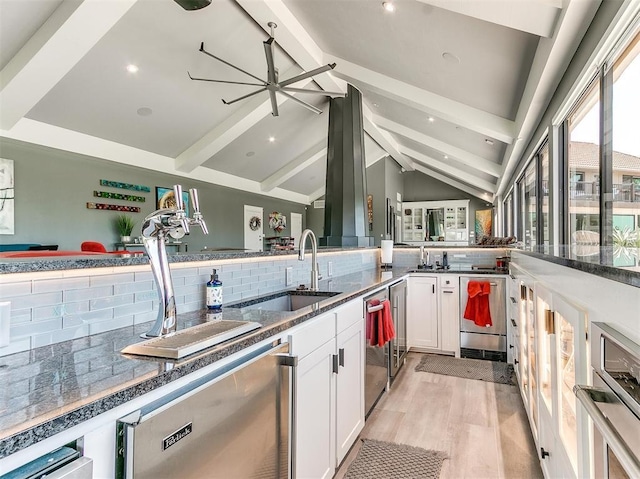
[229,290,341,312]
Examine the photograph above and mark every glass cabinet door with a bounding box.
[536,285,553,417]
[518,282,530,409]
[526,286,538,437]
[553,295,588,478]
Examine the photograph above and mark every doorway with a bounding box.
[244,205,264,251]
[290,212,302,248]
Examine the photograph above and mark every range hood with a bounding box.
[321,84,373,247]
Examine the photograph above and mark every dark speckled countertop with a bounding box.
[1,267,426,458]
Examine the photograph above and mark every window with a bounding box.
[566,77,600,256]
[540,143,550,249]
[504,192,513,237]
[524,161,537,249]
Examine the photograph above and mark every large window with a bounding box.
[567,78,600,257]
[540,143,550,249]
[524,161,537,249]
[503,192,513,237]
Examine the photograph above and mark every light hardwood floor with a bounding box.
[335,353,543,479]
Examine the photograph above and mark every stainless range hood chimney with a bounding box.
[320,84,373,247]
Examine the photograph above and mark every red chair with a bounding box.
[81,241,108,253]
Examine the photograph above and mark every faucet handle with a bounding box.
[173,184,184,211]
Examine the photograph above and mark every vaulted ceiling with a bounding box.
[0,0,602,204]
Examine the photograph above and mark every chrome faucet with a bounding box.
[298,229,321,291]
[141,185,208,338]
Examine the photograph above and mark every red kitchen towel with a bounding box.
[463,281,493,327]
[380,299,395,346]
[366,299,395,347]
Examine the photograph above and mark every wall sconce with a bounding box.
[381,240,393,269]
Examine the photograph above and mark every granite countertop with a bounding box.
[0,268,412,458]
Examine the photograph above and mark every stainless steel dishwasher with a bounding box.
[116,340,295,479]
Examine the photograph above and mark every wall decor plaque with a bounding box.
[87,202,141,213]
[100,179,150,192]
[94,191,145,202]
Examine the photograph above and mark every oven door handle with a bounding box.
[574,384,640,478]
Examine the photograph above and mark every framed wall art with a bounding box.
[156,186,190,216]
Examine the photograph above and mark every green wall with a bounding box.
[0,139,306,252]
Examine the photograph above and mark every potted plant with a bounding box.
[115,214,135,243]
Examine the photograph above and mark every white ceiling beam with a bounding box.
[374,116,502,178]
[327,55,516,144]
[401,147,496,194]
[175,69,310,173]
[261,141,326,192]
[308,186,325,203]
[366,152,388,168]
[0,0,138,130]
[363,105,414,172]
[416,0,561,38]
[1,118,310,204]
[496,0,603,196]
[412,162,494,203]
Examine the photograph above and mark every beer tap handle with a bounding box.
[173,184,184,211]
[189,188,209,234]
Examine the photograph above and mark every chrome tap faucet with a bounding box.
[141,184,209,338]
[298,229,321,291]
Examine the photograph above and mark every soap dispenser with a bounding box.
[206,269,223,310]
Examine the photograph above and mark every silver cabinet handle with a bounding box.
[442,291,454,294]
[338,348,344,367]
[332,354,339,374]
[574,385,640,478]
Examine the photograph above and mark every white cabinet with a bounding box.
[438,276,459,355]
[291,299,365,478]
[402,206,426,242]
[402,200,470,245]
[335,319,365,464]
[407,276,439,350]
[296,335,337,479]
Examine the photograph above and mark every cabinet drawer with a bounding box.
[335,299,364,334]
[289,312,336,359]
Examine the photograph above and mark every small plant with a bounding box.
[613,226,637,248]
[115,214,135,237]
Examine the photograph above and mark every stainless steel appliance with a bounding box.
[364,289,389,417]
[574,323,640,478]
[116,340,294,479]
[389,279,408,379]
[2,447,92,479]
[459,276,507,362]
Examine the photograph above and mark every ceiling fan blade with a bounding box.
[277,90,322,115]
[222,87,267,105]
[281,86,345,97]
[268,90,279,117]
[263,37,277,84]
[199,42,266,84]
[188,72,265,87]
[278,63,336,88]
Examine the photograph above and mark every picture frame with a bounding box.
[156,186,189,216]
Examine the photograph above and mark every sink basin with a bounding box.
[229,290,341,312]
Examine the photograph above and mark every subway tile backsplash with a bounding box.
[0,249,379,355]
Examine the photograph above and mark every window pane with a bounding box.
[524,162,537,249]
[612,31,640,266]
[568,78,600,258]
[504,193,513,237]
[540,144,550,249]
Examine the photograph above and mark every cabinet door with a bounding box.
[439,277,459,355]
[335,319,365,464]
[296,338,336,479]
[408,277,438,349]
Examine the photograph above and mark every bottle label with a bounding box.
[207,286,223,308]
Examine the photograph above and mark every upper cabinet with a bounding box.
[402,200,470,245]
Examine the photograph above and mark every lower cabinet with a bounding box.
[438,276,459,355]
[292,299,365,479]
[407,276,439,350]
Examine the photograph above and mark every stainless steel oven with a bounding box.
[574,322,640,478]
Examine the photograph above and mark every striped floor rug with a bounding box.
[415,353,516,385]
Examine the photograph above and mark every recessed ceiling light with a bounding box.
[382,2,395,12]
[136,107,152,116]
[268,136,275,143]
[485,139,494,146]
[126,64,139,73]
[373,103,379,107]
[428,117,435,123]
[246,151,255,157]
[444,155,449,159]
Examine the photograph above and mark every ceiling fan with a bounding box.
[188,22,344,116]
